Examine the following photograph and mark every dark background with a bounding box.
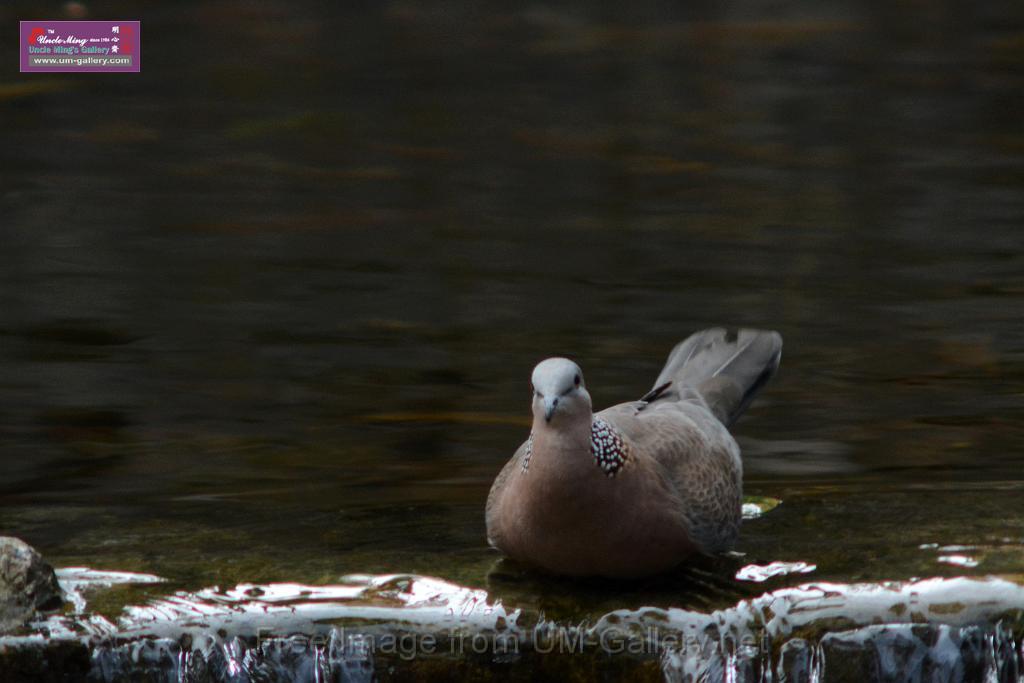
[1,0,1022,591]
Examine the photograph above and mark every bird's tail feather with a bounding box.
[653,328,782,427]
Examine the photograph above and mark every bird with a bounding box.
[485,328,782,578]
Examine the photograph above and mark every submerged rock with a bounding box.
[0,537,63,634]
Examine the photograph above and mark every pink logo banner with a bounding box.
[20,20,140,73]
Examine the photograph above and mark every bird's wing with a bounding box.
[597,399,743,553]
[484,437,530,547]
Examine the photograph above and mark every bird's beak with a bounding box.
[544,396,558,422]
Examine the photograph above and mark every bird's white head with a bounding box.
[530,357,592,426]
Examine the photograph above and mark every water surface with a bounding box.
[1,0,1023,663]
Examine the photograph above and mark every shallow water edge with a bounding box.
[2,569,1022,682]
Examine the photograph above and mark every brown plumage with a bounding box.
[485,328,783,578]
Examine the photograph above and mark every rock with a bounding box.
[0,537,63,634]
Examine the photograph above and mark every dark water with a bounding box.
[2,0,1024,657]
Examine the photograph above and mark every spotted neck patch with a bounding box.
[521,432,534,472]
[521,420,627,476]
[591,417,628,476]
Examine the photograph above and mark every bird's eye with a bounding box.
[574,374,581,387]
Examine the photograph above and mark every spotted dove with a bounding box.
[485,328,783,578]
